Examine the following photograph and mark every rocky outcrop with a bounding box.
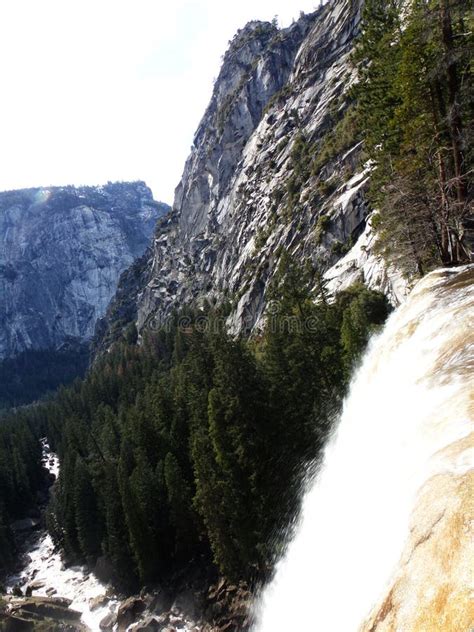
[98,0,402,346]
[361,434,474,632]
[324,213,410,306]
[116,597,146,631]
[0,596,87,631]
[0,182,168,360]
[99,577,252,632]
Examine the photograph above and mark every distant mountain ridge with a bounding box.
[0,181,169,407]
[0,181,168,360]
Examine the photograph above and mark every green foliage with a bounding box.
[0,413,44,570]
[164,452,196,555]
[315,214,330,244]
[353,0,473,274]
[337,284,391,370]
[74,458,103,560]
[264,84,293,115]
[280,107,362,221]
[4,261,390,588]
[311,105,362,176]
[331,239,351,256]
[0,346,89,410]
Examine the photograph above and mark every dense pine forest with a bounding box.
[0,346,89,410]
[0,416,44,570]
[354,0,472,273]
[0,262,389,586]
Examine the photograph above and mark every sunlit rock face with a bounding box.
[100,0,403,344]
[137,0,368,335]
[324,214,410,306]
[0,182,168,359]
[362,439,473,632]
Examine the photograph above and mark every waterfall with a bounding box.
[255,265,473,631]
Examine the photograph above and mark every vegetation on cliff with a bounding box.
[354,0,473,274]
[0,346,89,410]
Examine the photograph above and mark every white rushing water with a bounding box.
[255,265,473,631]
[6,439,119,630]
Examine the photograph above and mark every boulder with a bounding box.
[89,594,109,611]
[171,589,199,619]
[169,613,185,623]
[149,589,172,614]
[130,616,164,631]
[117,596,146,631]
[13,597,80,621]
[1,615,35,631]
[4,596,86,631]
[25,580,45,593]
[99,611,117,630]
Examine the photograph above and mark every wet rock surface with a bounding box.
[361,434,474,632]
[3,441,120,631]
[0,596,88,631]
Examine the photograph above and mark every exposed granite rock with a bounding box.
[116,596,146,631]
[99,611,116,630]
[0,182,169,360]
[324,213,410,306]
[138,0,366,335]
[361,435,474,632]
[0,596,88,631]
[88,594,108,612]
[110,577,252,632]
[99,0,400,347]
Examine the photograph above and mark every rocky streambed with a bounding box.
[1,441,194,631]
[2,441,117,630]
[1,441,251,632]
[3,531,249,632]
[4,530,120,630]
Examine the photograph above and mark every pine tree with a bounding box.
[74,458,103,559]
[164,452,197,556]
[354,0,473,274]
[102,463,137,588]
[0,500,14,569]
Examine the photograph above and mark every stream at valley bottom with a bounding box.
[5,438,120,629]
[4,438,194,631]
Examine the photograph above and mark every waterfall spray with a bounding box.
[255,266,473,631]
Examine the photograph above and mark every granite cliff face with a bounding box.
[0,182,168,360]
[99,0,406,346]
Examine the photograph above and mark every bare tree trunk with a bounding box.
[439,0,467,207]
[429,83,453,264]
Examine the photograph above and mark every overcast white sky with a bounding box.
[0,1,324,204]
